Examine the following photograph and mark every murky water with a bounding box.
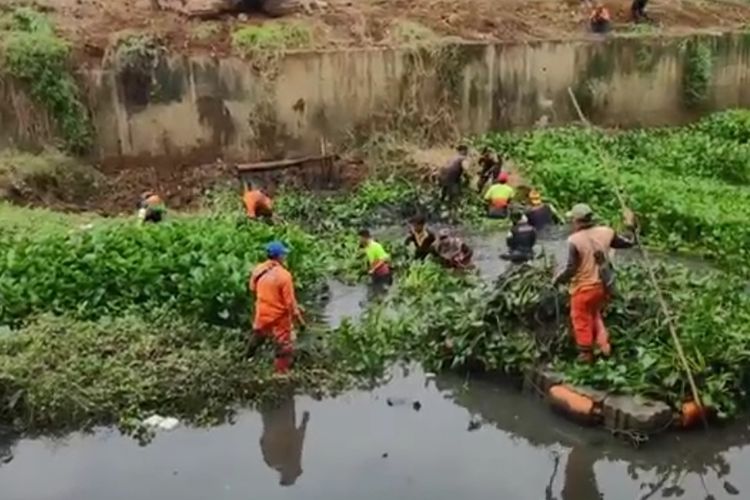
[1,366,747,500]
[3,226,731,500]
[323,225,703,325]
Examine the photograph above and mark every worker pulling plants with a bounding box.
[433,228,473,270]
[138,191,166,224]
[484,171,515,219]
[359,229,393,293]
[404,214,436,261]
[248,241,305,374]
[553,203,635,363]
[501,210,537,263]
[243,180,274,221]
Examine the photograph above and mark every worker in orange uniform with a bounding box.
[243,181,274,220]
[247,241,305,374]
[590,2,612,34]
[553,204,635,363]
[138,191,166,223]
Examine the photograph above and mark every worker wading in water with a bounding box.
[553,204,635,363]
[438,145,469,206]
[525,189,559,231]
[359,229,393,294]
[433,229,473,270]
[243,180,274,220]
[501,211,537,263]
[248,241,305,374]
[484,172,514,219]
[138,191,166,224]
[404,214,436,261]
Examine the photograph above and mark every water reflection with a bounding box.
[561,447,602,500]
[259,396,309,486]
[434,374,747,500]
[0,369,749,500]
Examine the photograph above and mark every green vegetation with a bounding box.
[391,20,438,44]
[232,21,313,56]
[0,8,92,153]
[3,110,750,433]
[190,22,221,42]
[113,32,164,76]
[479,109,750,268]
[682,39,713,108]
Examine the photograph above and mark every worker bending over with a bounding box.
[248,241,305,374]
[438,145,469,206]
[553,204,635,363]
[138,191,166,224]
[404,215,436,260]
[484,172,514,219]
[433,229,473,269]
[359,229,393,291]
[525,189,559,231]
[590,2,611,34]
[501,211,537,263]
[244,181,274,220]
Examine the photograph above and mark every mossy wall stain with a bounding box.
[4,33,750,166]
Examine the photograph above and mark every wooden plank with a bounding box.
[235,155,337,173]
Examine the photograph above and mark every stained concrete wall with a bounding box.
[2,32,750,166]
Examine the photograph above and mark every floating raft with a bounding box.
[524,366,701,438]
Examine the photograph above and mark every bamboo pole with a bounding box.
[566,88,705,416]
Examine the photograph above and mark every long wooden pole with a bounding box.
[566,88,705,414]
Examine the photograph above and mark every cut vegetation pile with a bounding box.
[2,110,750,433]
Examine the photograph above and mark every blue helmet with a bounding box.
[266,241,289,259]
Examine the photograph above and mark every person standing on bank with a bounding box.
[553,204,635,363]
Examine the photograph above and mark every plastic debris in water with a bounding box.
[143,415,180,431]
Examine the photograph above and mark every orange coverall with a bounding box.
[244,189,273,219]
[249,260,300,373]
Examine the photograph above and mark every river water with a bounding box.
[2,228,737,500]
[1,366,747,500]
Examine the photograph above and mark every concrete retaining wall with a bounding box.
[2,32,750,166]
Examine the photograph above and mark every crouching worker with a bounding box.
[484,172,514,219]
[590,2,612,34]
[433,229,473,270]
[359,229,393,294]
[248,241,305,374]
[501,211,537,263]
[553,204,635,363]
[243,181,274,221]
[138,191,166,224]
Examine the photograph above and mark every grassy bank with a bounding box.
[2,111,750,433]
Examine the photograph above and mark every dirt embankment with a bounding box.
[34,0,750,60]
